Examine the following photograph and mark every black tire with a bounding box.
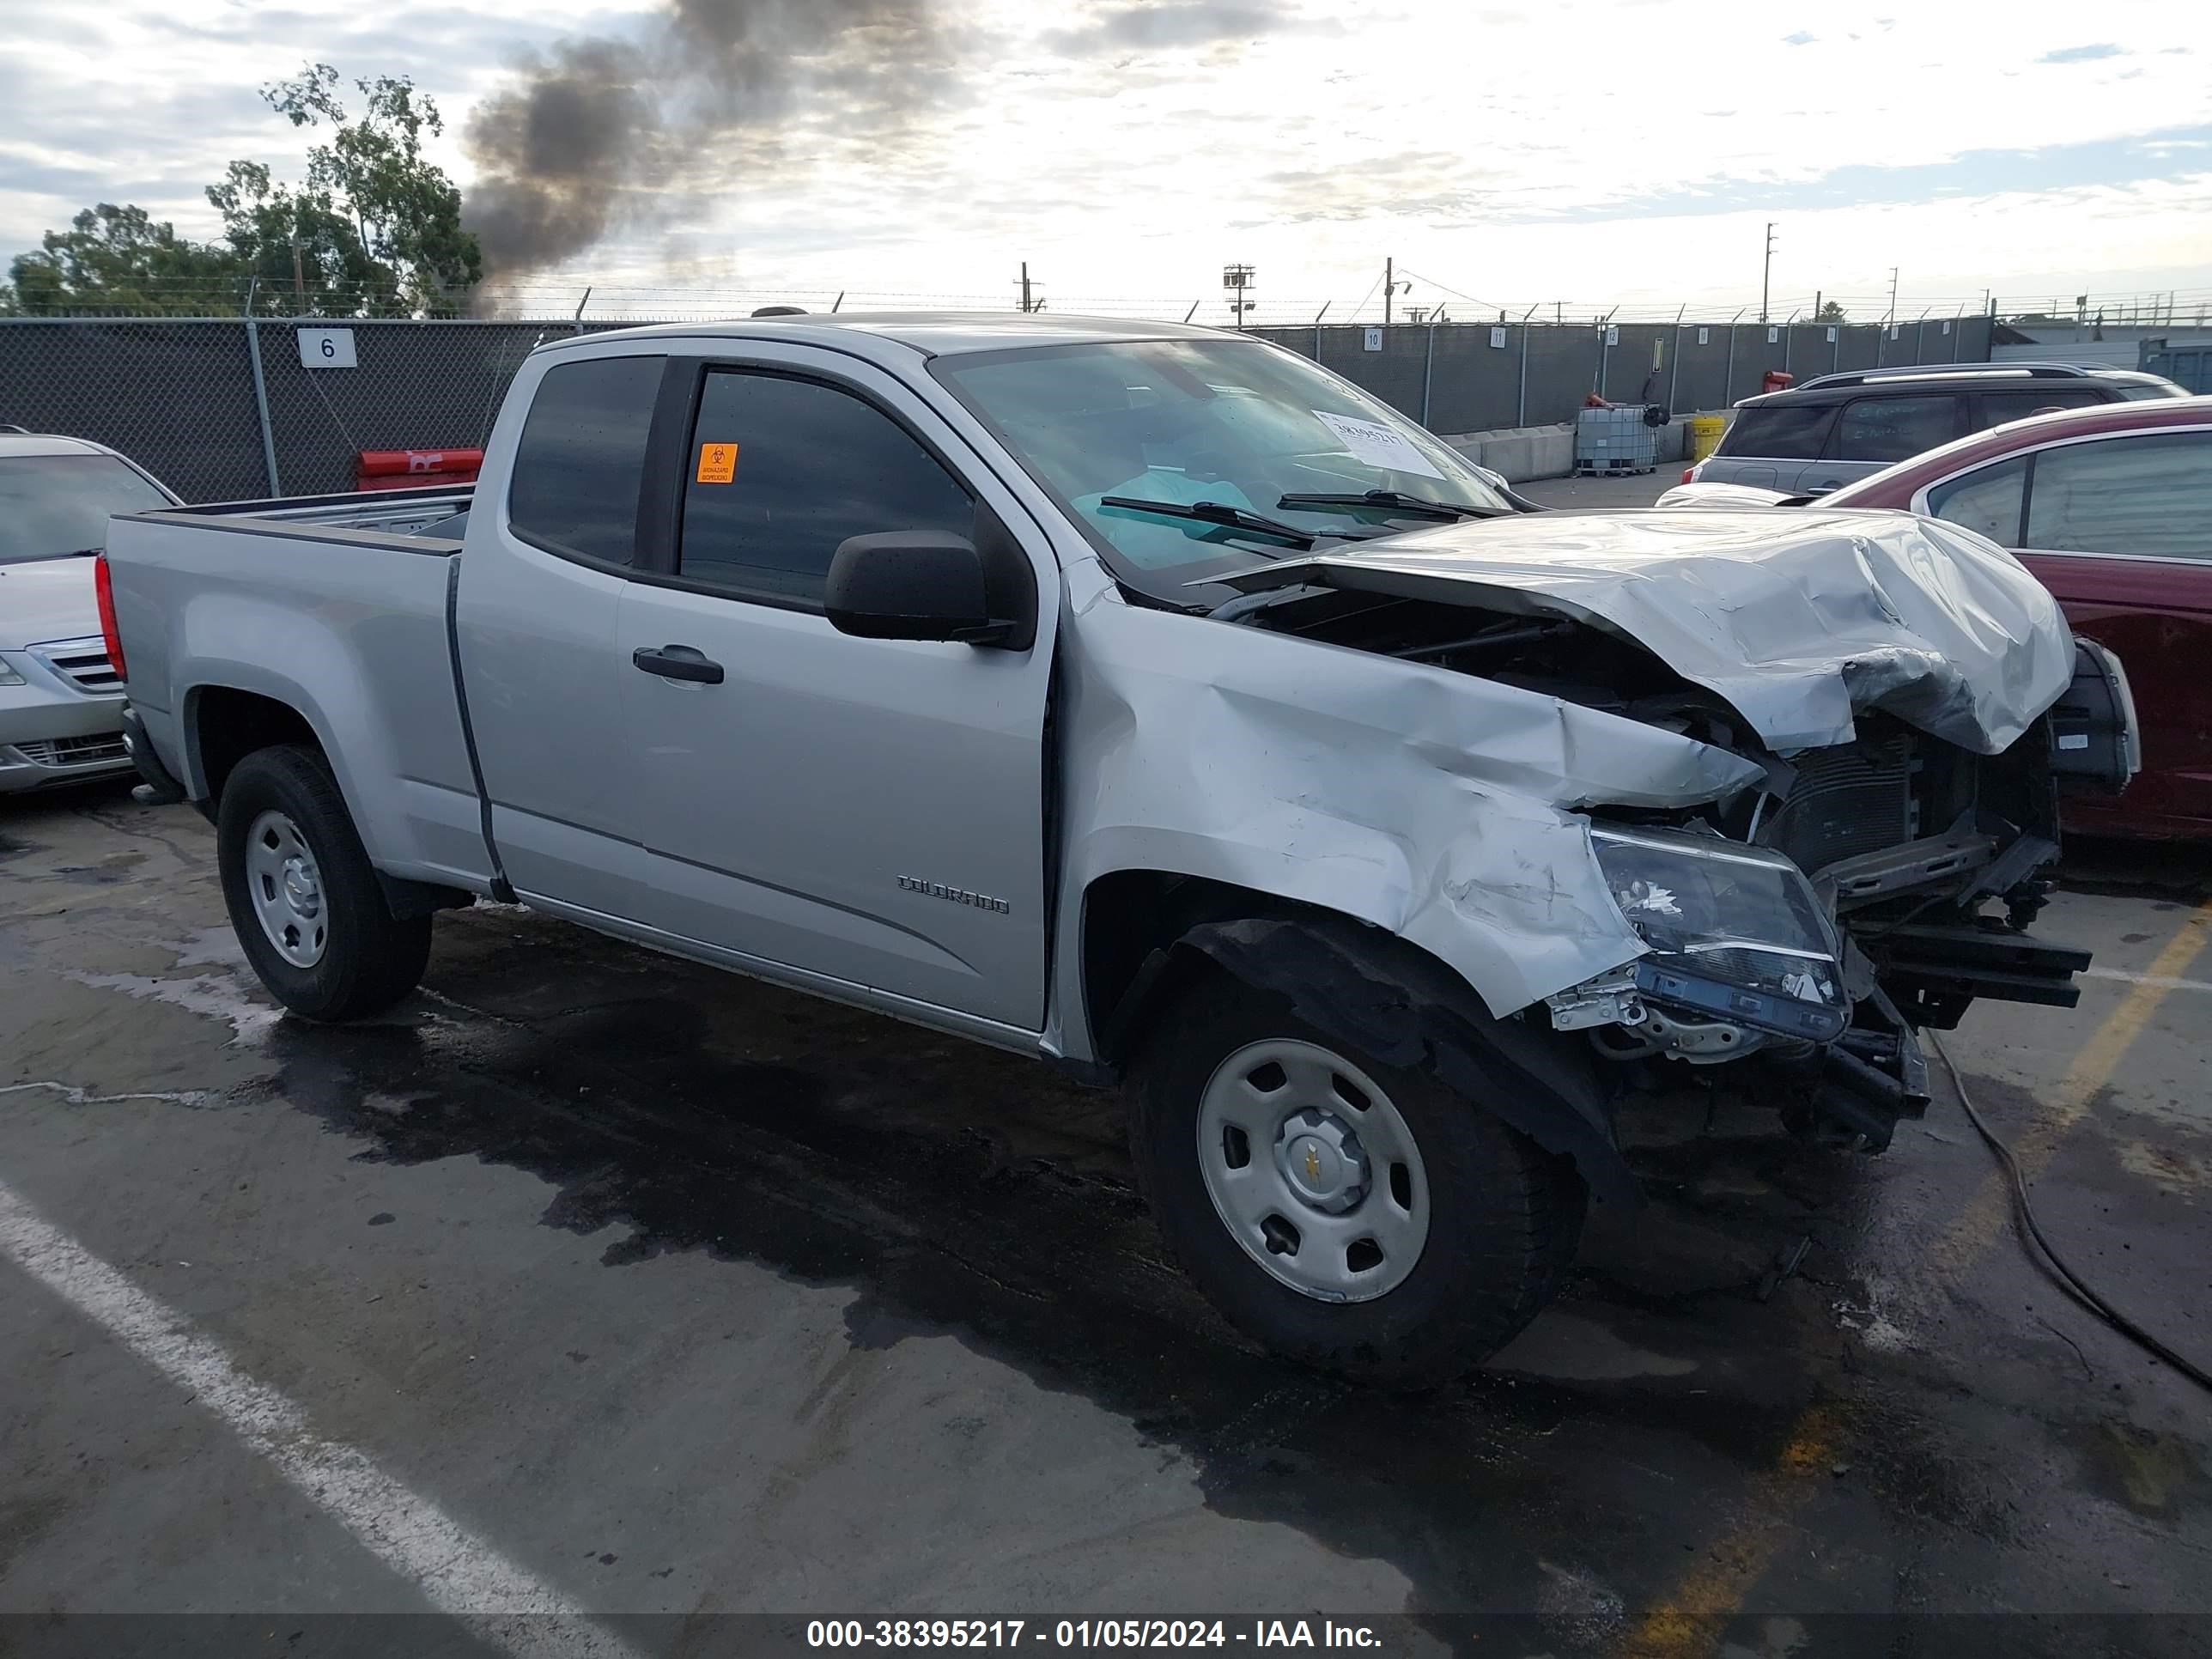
[1127,969,1585,1386]
[216,744,431,1022]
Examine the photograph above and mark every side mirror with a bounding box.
[825,532,1015,647]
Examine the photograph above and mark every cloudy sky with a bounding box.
[2,0,2207,323]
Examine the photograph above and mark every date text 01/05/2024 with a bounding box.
[805,1621,1384,1650]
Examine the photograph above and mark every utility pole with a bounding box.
[1223,264,1256,329]
[289,234,306,303]
[1761,222,1776,323]
[1382,257,1411,327]
[1015,261,1041,313]
[1887,266,1899,330]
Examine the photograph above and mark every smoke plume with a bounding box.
[464,0,949,280]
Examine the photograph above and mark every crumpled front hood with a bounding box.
[0,560,100,651]
[1222,507,2075,754]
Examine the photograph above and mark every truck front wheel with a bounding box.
[1127,972,1583,1385]
[216,744,432,1022]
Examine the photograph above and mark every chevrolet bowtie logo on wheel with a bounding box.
[896,876,1011,915]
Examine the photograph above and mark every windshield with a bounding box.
[0,453,173,563]
[932,338,1512,596]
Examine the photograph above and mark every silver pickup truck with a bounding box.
[103,313,2136,1382]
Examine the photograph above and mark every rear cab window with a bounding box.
[507,355,665,567]
[1716,403,1835,459]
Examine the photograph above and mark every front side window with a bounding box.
[2024,432,2212,559]
[1715,403,1835,460]
[1926,456,2027,546]
[1829,395,1960,463]
[507,355,664,566]
[0,454,172,563]
[932,338,1513,596]
[675,370,974,605]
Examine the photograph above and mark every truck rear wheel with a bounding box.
[1127,971,1583,1385]
[217,744,431,1022]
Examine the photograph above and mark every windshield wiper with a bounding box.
[1098,496,1322,550]
[1276,489,1506,522]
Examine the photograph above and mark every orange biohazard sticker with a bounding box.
[696,442,738,484]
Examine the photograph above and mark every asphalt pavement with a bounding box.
[2,783,2208,1657]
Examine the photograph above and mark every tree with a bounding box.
[204,158,392,317]
[244,64,481,311]
[1814,300,1848,324]
[3,204,239,315]
[1,63,480,317]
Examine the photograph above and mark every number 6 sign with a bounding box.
[296,327,358,368]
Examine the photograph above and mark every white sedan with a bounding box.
[0,431,177,793]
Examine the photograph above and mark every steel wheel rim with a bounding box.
[1195,1037,1429,1303]
[244,809,328,969]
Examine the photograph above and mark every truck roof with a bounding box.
[538,310,1235,360]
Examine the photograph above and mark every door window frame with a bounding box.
[1911,422,2212,562]
[631,356,983,616]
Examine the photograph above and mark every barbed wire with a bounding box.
[6,273,2208,329]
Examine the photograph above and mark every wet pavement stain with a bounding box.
[13,798,2211,1650]
[215,905,1978,1638]
[2076,1421,2212,1522]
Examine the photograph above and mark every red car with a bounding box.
[1806,398,2210,837]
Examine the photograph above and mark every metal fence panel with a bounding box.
[0,312,2001,503]
[256,319,573,498]
[0,319,270,501]
[1423,326,1522,434]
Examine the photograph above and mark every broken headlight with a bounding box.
[1589,824,1849,1043]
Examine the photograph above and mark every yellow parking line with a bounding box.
[1616,896,2212,1659]
[1930,902,2212,1278]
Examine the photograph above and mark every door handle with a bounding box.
[632,644,725,684]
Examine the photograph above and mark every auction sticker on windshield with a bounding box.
[1310,410,1444,480]
[696,442,738,484]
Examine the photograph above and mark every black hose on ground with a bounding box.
[1927,1031,2212,1395]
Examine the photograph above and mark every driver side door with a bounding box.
[611,349,1059,1030]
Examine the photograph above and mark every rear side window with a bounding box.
[1978,390,2103,427]
[2024,432,2212,559]
[1717,404,1834,459]
[507,356,664,566]
[1829,395,1961,463]
[1927,456,2027,545]
[675,369,973,605]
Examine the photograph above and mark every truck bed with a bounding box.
[105,486,498,896]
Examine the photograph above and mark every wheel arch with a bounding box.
[1079,872,1634,1209]
[187,686,468,921]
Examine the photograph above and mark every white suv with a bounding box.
[0,431,177,793]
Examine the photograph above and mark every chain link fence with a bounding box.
[0,308,1994,503]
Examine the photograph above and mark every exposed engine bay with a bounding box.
[1218,568,2138,1153]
